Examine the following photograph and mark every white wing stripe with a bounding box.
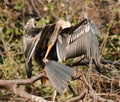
[27,31,42,63]
[68,24,90,44]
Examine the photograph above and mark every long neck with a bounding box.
[48,24,61,46]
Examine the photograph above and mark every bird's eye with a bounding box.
[34,22,36,26]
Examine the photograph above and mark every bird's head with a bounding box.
[56,20,71,29]
[47,20,71,49]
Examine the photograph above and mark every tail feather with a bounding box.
[45,65,68,91]
[46,67,68,91]
[45,60,76,92]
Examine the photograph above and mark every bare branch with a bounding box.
[0,72,53,102]
[82,75,116,102]
[0,73,45,86]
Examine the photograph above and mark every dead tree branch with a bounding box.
[0,73,52,102]
[82,75,115,102]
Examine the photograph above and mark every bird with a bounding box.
[23,18,76,93]
[23,18,100,93]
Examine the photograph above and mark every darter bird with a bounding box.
[23,18,75,92]
[23,18,100,93]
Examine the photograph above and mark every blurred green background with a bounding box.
[0,0,120,101]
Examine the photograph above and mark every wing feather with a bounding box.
[90,20,100,37]
[56,35,67,62]
[23,29,42,63]
[56,19,100,65]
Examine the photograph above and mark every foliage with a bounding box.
[0,0,120,101]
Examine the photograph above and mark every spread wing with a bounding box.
[23,19,42,78]
[23,30,42,63]
[56,19,100,72]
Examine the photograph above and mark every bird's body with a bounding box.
[23,18,100,92]
[34,24,58,68]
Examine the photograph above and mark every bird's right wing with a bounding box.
[23,19,42,78]
[23,31,42,78]
[23,31,42,63]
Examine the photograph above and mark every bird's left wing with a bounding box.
[56,19,100,62]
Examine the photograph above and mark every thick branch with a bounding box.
[0,73,45,86]
[8,85,51,102]
[0,72,52,102]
